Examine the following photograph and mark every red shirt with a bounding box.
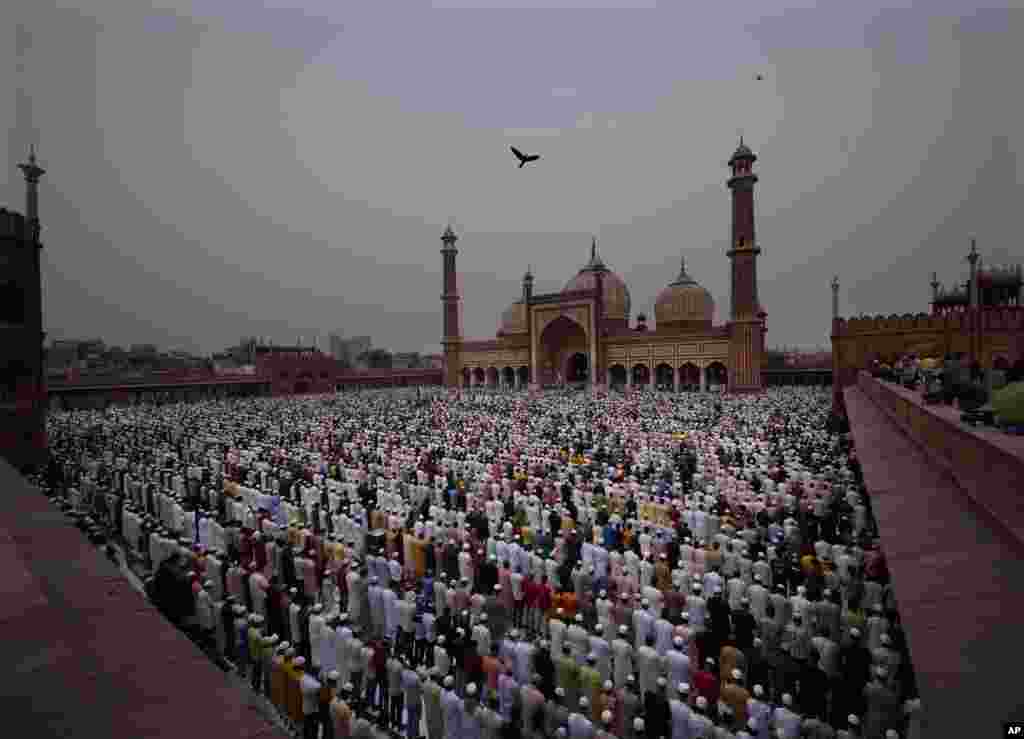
[692,669,719,705]
[371,642,387,675]
[524,577,539,607]
[536,584,554,612]
[239,533,253,563]
[254,540,269,571]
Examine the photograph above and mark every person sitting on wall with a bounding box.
[900,357,919,390]
[941,354,960,405]
[922,371,943,405]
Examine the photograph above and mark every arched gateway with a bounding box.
[539,315,589,387]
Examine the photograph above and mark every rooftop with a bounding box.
[0,459,286,739]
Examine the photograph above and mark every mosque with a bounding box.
[439,140,767,393]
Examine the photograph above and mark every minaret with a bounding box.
[522,265,533,303]
[966,236,980,366]
[725,138,764,393]
[592,235,606,391]
[830,275,842,410]
[967,237,979,308]
[10,145,48,466]
[18,145,45,243]
[441,222,462,388]
[930,271,941,313]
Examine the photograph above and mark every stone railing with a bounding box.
[856,371,1024,547]
[46,370,267,388]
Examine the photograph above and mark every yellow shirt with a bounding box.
[655,503,669,527]
[249,628,264,663]
[639,501,652,522]
[520,527,534,547]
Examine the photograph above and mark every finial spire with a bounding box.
[441,220,457,247]
[18,144,45,181]
[591,235,597,261]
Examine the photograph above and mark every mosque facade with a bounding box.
[441,141,767,393]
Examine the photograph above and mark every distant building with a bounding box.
[328,333,344,360]
[831,246,1024,406]
[0,147,48,469]
[46,339,81,371]
[784,350,832,369]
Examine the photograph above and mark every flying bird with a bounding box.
[510,146,540,168]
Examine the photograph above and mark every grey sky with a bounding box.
[4,1,1022,357]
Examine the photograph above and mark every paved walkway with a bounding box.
[844,385,1024,737]
[0,459,287,739]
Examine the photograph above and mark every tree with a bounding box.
[358,349,393,369]
[764,349,788,370]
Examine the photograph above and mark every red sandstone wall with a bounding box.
[856,372,1024,548]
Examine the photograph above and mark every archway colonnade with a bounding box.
[459,360,731,391]
[610,360,728,392]
[462,366,532,390]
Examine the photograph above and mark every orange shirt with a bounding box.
[720,683,751,725]
[559,592,579,618]
[287,666,304,722]
[482,655,502,693]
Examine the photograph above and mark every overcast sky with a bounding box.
[3,0,1022,356]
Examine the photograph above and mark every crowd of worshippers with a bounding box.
[42,387,923,739]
